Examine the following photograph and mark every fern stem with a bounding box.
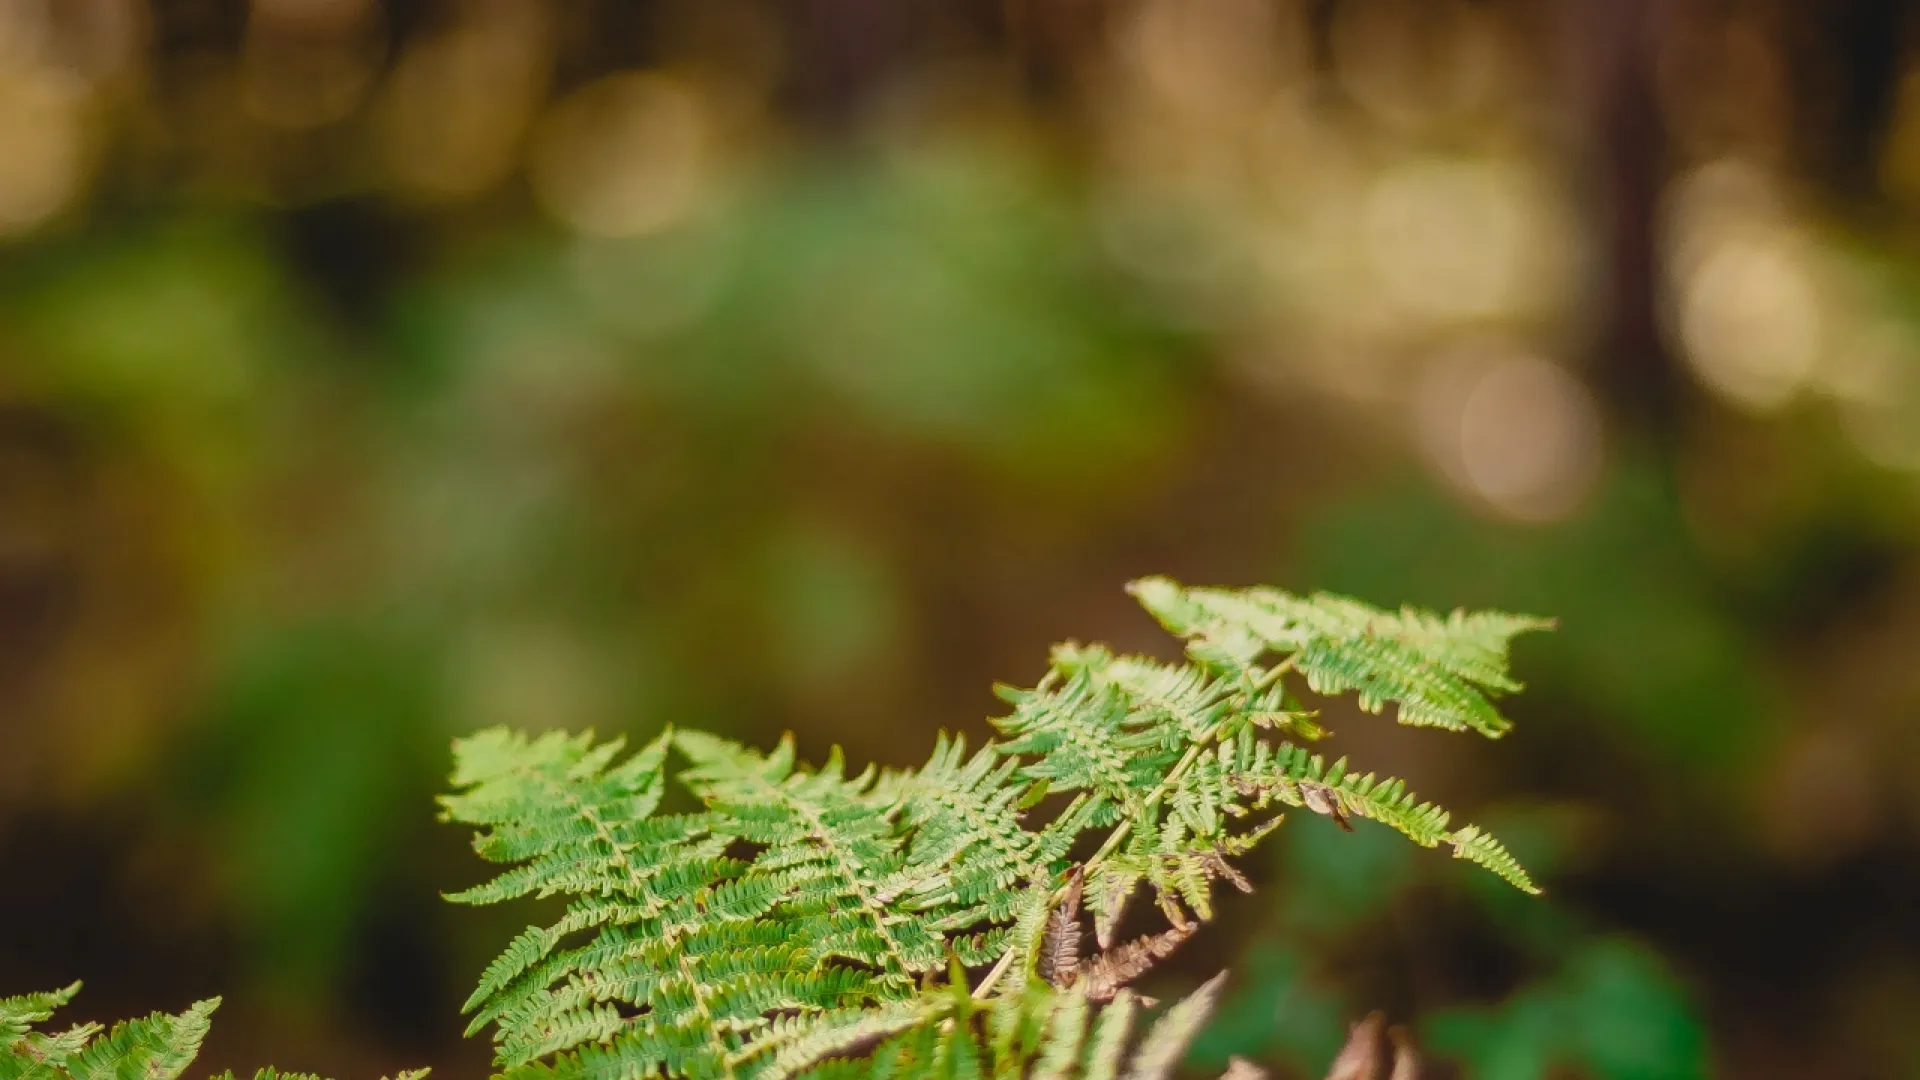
[969,945,1020,1001]
[971,659,1304,999]
[1079,734,1203,874]
[1251,655,1299,692]
[970,732,1209,1001]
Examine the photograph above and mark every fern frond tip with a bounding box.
[1447,825,1542,895]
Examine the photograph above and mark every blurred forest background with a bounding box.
[2,0,1920,1077]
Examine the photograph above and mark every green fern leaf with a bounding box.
[1128,578,1549,738]
[1120,973,1226,1080]
[1079,991,1137,1080]
[738,997,951,1080]
[62,998,216,1080]
[676,732,944,984]
[1447,825,1541,894]
[1029,988,1089,1080]
[0,986,81,1050]
[442,576,1551,1078]
[2,984,423,1080]
[888,735,1051,929]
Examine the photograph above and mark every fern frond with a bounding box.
[444,576,1550,1078]
[1119,972,1227,1080]
[1211,738,1542,891]
[1064,647,1236,747]
[886,734,1051,932]
[1080,992,1137,1080]
[1,983,424,1080]
[729,995,953,1080]
[65,997,217,1080]
[1039,868,1085,989]
[445,727,822,1076]
[18,1023,105,1076]
[1446,826,1540,895]
[1083,865,1140,952]
[676,732,945,984]
[1074,923,1198,1004]
[1030,986,1090,1080]
[1128,578,1549,738]
[0,984,80,1047]
[1224,743,1452,845]
[992,664,1171,809]
[775,978,1230,1080]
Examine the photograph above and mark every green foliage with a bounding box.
[1298,472,1772,771]
[0,983,424,1080]
[440,577,1549,1079]
[1423,940,1708,1080]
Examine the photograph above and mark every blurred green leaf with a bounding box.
[1424,939,1708,1080]
[1185,943,1349,1076]
[1300,465,1778,774]
[181,621,441,998]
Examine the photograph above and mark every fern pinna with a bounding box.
[0,982,426,1080]
[440,577,1550,1080]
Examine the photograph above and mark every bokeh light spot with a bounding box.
[1418,343,1603,522]
[529,72,710,238]
[1362,158,1554,323]
[239,0,382,130]
[1678,228,1822,412]
[379,4,548,200]
[0,68,87,235]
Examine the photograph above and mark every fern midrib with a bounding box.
[732,770,919,982]
[1022,672,1143,816]
[1084,656,1296,873]
[540,771,737,1078]
[1088,665,1216,743]
[971,657,1297,1002]
[913,780,1039,891]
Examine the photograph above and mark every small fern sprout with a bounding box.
[439,577,1551,1078]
